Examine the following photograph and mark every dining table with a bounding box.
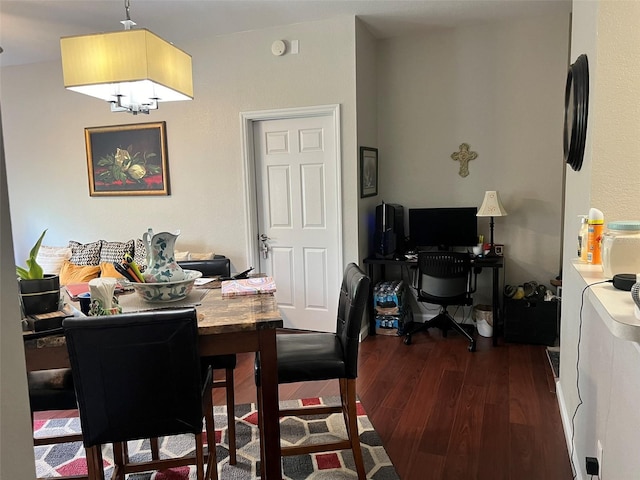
[22,284,284,480]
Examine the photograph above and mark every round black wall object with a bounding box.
[563,54,589,172]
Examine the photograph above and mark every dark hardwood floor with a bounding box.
[219,330,573,480]
[37,329,573,479]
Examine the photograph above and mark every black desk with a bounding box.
[364,255,504,347]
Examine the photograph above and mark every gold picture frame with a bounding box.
[85,122,170,196]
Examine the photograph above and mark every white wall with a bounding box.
[375,14,570,305]
[355,19,379,262]
[559,1,640,479]
[1,16,360,273]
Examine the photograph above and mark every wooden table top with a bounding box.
[24,287,282,347]
[195,288,282,335]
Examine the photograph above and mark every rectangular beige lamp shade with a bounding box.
[61,29,193,110]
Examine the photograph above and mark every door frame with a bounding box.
[240,104,343,274]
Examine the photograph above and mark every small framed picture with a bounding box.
[360,146,378,198]
[494,244,504,256]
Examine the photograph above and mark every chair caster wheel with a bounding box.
[404,335,412,345]
[468,342,476,352]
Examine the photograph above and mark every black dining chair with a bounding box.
[404,251,478,351]
[254,263,371,480]
[179,259,238,465]
[27,367,87,480]
[62,308,216,480]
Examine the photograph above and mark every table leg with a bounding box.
[257,327,282,480]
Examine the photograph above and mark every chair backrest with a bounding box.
[178,258,230,277]
[417,251,474,300]
[336,263,371,379]
[63,308,204,447]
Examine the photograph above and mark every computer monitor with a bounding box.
[409,207,478,250]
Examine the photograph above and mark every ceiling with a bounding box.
[0,0,570,68]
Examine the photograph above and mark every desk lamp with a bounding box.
[477,191,508,257]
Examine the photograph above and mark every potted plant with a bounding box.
[16,229,61,315]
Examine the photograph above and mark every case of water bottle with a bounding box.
[373,280,408,335]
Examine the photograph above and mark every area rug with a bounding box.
[34,396,399,479]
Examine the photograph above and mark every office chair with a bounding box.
[254,263,371,480]
[179,259,238,465]
[404,251,477,352]
[63,309,216,480]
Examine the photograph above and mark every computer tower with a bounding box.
[374,202,404,258]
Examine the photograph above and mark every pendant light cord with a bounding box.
[121,0,136,30]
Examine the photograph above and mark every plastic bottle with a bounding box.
[587,208,604,265]
[577,215,589,262]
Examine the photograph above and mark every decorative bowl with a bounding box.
[130,269,203,302]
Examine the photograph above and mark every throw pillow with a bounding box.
[59,260,101,285]
[133,238,147,269]
[36,246,72,275]
[100,240,135,264]
[189,252,215,261]
[68,240,102,266]
[174,251,190,262]
[100,262,124,279]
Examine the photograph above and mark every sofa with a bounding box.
[36,239,230,284]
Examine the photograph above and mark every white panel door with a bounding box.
[253,115,339,332]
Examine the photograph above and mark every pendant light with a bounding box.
[60,0,193,115]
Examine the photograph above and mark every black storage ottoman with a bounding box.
[504,297,559,346]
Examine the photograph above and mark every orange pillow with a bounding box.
[59,260,101,285]
[100,262,125,279]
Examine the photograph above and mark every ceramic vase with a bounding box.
[88,277,121,316]
[142,228,185,283]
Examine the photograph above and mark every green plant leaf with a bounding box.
[16,229,47,279]
[16,266,29,279]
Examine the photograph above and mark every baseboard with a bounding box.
[556,381,584,480]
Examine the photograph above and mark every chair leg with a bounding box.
[255,381,266,479]
[341,378,366,480]
[204,376,218,480]
[86,445,106,480]
[112,442,126,480]
[150,437,160,460]
[194,432,205,480]
[403,317,434,345]
[444,312,476,352]
[225,367,237,465]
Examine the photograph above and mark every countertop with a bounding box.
[573,262,640,342]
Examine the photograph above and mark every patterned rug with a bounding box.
[34,396,399,479]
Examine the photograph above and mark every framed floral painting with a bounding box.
[85,122,170,196]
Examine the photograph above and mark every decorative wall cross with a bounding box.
[451,143,477,178]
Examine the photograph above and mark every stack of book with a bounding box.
[221,277,276,297]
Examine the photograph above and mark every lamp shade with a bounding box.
[477,191,508,217]
[61,29,192,113]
